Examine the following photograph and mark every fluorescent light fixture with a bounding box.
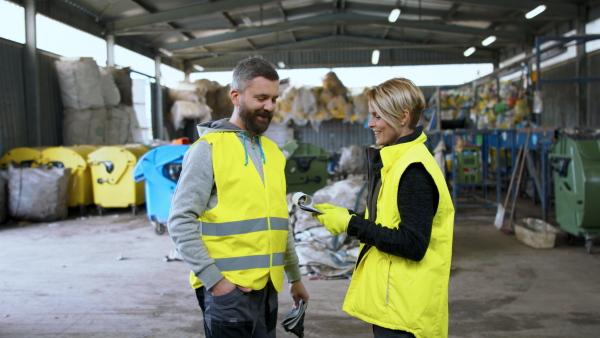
[525,5,546,19]
[388,8,401,23]
[482,35,497,46]
[241,15,253,26]
[371,49,380,65]
[158,48,173,57]
[193,64,204,71]
[277,61,286,68]
[463,47,476,57]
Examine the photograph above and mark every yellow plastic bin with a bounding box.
[39,145,97,211]
[0,147,47,169]
[87,144,149,215]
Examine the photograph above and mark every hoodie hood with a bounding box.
[197,118,241,138]
[197,118,267,166]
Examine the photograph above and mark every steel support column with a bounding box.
[154,55,164,140]
[24,0,41,146]
[107,34,115,67]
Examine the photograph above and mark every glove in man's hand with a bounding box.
[311,203,352,235]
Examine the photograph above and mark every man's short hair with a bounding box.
[232,56,279,93]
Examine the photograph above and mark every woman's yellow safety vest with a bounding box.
[342,132,454,338]
[189,132,290,292]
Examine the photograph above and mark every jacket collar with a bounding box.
[380,127,427,169]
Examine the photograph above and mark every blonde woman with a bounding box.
[312,78,454,338]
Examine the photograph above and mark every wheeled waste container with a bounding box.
[549,136,600,253]
[280,140,330,195]
[38,145,96,212]
[0,147,47,169]
[133,144,189,235]
[87,144,148,215]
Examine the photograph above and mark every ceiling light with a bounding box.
[193,64,204,72]
[371,50,380,65]
[463,47,476,57]
[481,35,497,46]
[388,8,401,23]
[525,5,546,19]
[241,15,253,26]
[277,61,286,68]
[158,48,173,57]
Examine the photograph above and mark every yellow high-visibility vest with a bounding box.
[343,132,455,338]
[189,132,289,292]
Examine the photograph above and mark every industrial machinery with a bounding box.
[280,140,330,196]
[549,136,600,253]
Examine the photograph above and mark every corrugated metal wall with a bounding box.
[0,40,63,156]
[0,40,27,156]
[539,52,600,127]
[589,52,600,126]
[38,52,63,147]
[539,61,578,127]
[293,119,373,152]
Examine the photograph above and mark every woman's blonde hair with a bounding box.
[365,78,425,132]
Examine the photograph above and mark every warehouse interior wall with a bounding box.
[589,52,600,127]
[0,38,62,155]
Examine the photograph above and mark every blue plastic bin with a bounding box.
[133,145,189,235]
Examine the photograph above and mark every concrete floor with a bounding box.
[1,201,599,338]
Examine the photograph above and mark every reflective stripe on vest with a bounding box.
[201,217,289,236]
[214,252,286,271]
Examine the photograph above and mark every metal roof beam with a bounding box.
[108,0,278,31]
[160,13,527,51]
[452,0,579,16]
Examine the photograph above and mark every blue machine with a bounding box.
[133,145,189,235]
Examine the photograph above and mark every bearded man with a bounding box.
[168,56,309,338]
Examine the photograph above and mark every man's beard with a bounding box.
[239,102,273,136]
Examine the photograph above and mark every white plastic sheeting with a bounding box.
[290,177,368,277]
[338,145,367,174]
[8,165,71,222]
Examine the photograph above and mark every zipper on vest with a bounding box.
[263,154,273,268]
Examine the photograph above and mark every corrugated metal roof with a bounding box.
[8,0,595,72]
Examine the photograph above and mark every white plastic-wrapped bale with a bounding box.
[295,227,360,277]
[106,105,132,145]
[8,165,71,222]
[291,86,316,127]
[346,89,369,124]
[99,67,121,107]
[292,178,367,277]
[105,67,133,106]
[293,177,367,234]
[170,101,212,130]
[273,86,297,124]
[338,145,367,174]
[62,108,108,146]
[168,87,199,103]
[55,58,105,110]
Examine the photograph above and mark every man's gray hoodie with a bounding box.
[168,118,302,290]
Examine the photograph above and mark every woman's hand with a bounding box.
[311,203,353,235]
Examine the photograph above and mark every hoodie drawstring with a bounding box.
[256,136,266,165]
[241,132,266,166]
[241,132,249,166]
